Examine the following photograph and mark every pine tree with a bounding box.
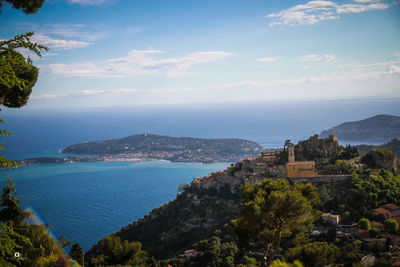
[0,179,29,225]
[70,243,84,266]
[232,179,320,267]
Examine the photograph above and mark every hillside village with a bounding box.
[85,134,400,266]
[191,134,353,190]
[187,135,400,266]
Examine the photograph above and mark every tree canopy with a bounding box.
[285,242,339,267]
[0,32,47,168]
[0,32,47,109]
[0,0,45,14]
[89,235,148,266]
[232,179,320,267]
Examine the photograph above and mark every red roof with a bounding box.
[381,203,400,211]
[373,208,390,214]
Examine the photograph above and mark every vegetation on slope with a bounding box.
[357,136,400,157]
[87,185,241,261]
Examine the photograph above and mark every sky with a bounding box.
[1,0,400,109]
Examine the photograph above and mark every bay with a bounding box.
[0,161,229,250]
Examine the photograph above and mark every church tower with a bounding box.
[288,144,295,162]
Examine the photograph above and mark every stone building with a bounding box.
[286,144,316,178]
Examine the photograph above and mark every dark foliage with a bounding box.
[0,0,45,14]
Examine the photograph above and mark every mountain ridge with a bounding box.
[320,114,400,143]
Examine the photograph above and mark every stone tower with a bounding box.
[288,144,295,162]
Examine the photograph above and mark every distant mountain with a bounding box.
[320,114,400,143]
[356,136,400,157]
[62,133,264,163]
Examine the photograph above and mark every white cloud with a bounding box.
[32,54,400,106]
[256,57,280,62]
[299,54,336,62]
[41,23,109,41]
[337,3,389,13]
[47,49,233,78]
[31,34,91,50]
[68,0,118,6]
[30,94,58,100]
[70,90,105,97]
[31,88,140,101]
[69,88,139,97]
[267,0,391,26]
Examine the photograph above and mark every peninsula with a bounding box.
[59,133,264,163]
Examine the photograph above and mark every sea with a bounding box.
[0,100,399,251]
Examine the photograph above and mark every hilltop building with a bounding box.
[286,143,316,178]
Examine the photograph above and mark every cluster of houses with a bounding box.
[317,204,400,265]
[191,134,349,191]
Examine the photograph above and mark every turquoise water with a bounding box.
[0,161,229,250]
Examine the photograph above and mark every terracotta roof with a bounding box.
[373,208,390,214]
[381,203,400,211]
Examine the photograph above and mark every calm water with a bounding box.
[0,100,399,250]
[0,161,228,250]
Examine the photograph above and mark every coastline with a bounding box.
[15,154,236,166]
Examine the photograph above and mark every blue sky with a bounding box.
[1,0,399,109]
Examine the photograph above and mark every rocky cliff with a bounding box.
[295,134,339,161]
